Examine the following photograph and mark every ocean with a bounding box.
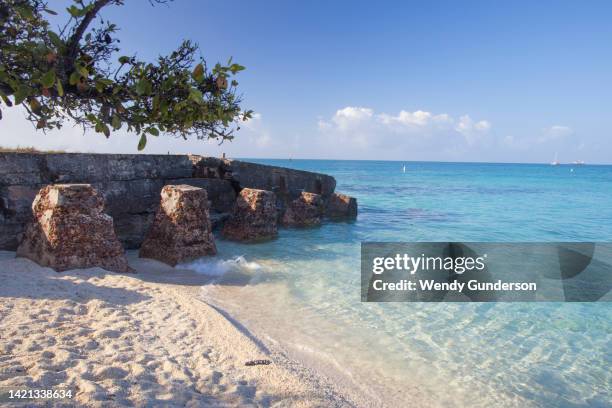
[188,160,612,407]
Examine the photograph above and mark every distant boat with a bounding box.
[550,153,560,166]
[402,164,406,173]
[572,160,585,165]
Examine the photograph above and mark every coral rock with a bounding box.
[222,188,277,242]
[16,184,131,272]
[326,193,358,219]
[282,192,324,227]
[139,185,216,266]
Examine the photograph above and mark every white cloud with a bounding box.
[3,105,594,162]
[454,115,491,145]
[316,107,492,155]
[378,110,452,128]
[319,107,491,138]
[328,106,374,131]
[309,106,497,160]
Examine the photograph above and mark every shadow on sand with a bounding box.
[0,255,150,305]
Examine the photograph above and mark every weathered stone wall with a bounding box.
[189,156,336,199]
[0,153,338,250]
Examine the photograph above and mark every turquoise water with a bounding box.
[191,161,612,407]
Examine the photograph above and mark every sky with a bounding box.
[1,0,611,163]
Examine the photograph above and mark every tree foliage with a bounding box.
[0,0,252,150]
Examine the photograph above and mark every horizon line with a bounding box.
[2,149,609,166]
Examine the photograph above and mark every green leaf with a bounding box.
[111,115,121,130]
[15,5,34,20]
[152,95,160,112]
[40,70,56,88]
[95,122,110,138]
[28,98,41,113]
[118,56,131,64]
[14,87,29,105]
[135,79,151,95]
[69,72,80,85]
[43,8,58,16]
[147,127,159,136]
[189,88,203,104]
[83,4,95,14]
[95,80,105,93]
[137,134,147,151]
[48,31,63,48]
[230,63,246,74]
[192,63,204,81]
[56,80,64,97]
[67,5,82,18]
[77,66,89,78]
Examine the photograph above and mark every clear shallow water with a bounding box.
[190,160,612,407]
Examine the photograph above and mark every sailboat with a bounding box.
[402,164,406,173]
[550,153,560,166]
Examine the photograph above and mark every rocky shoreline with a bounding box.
[1,152,357,270]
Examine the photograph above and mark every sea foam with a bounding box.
[181,256,263,280]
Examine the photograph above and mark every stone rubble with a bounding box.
[325,193,358,219]
[16,184,131,272]
[282,192,324,227]
[222,188,278,242]
[139,185,216,266]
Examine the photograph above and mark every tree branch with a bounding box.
[65,0,114,61]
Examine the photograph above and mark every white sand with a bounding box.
[0,251,369,407]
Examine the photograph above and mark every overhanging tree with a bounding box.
[0,0,252,150]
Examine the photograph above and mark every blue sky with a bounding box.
[2,0,611,163]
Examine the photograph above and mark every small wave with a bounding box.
[182,256,262,277]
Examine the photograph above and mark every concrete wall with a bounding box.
[0,153,337,250]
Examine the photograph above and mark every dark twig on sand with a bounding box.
[245,360,272,366]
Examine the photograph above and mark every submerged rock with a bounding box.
[282,192,324,227]
[139,185,216,266]
[16,184,131,272]
[222,188,277,242]
[326,193,358,219]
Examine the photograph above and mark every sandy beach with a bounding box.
[0,251,370,407]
